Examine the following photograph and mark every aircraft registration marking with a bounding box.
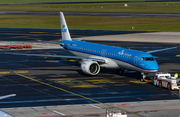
[47,77,122,88]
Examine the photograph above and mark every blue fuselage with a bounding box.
[61,40,159,73]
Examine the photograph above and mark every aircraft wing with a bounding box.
[4,52,106,63]
[147,46,177,54]
[37,40,60,44]
[0,110,14,117]
[0,94,16,100]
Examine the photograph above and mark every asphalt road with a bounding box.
[1,0,180,18]
[0,0,180,5]
[0,11,180,18]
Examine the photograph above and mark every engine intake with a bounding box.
[81,60,100,75]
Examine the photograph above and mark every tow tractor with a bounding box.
[153,72,180,90]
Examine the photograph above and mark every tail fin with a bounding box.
[60,12,72,41]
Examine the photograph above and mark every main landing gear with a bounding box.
[116,68,124,74]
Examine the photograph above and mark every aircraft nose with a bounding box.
[148,61,159,71]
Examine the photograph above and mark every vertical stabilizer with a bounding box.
[60,12,72,40]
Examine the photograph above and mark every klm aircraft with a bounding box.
[7,12,176,81]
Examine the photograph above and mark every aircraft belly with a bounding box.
[68,50,90,58]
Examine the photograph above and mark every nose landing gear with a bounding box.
[141,72,147,82]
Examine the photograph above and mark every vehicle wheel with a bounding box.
[167,83,171,90]
[153,81,157,86]
[159,81,162,88]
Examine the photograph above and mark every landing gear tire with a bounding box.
[140,78,145,82]
[121,69,124,73]
[159,81,162,88]
[116,69,120,74]
[140,73,146,82]
[116,69,124,74]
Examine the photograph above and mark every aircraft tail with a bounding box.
[60,12,72,41]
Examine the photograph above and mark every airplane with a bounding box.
[5,12,177,81]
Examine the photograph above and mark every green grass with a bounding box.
[0,1,179,31]
[0,0,155,3]
[0,15,179,32]
[0,2,180,13]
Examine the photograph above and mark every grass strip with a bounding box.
[0,0,155,3]
[0,15,179,32]
[0,2,180,13]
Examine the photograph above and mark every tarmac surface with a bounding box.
[0,28,179,117]
[1,11,180,18]
[1,0,179,5]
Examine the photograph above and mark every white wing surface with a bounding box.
[4,52,106,63]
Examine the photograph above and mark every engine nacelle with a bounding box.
[81,60,100,75]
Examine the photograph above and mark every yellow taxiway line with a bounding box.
[14,72,145,117]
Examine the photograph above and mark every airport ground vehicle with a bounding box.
[153,72,180,90]
[0,43,32,50]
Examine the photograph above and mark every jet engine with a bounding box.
[81,60,100,75]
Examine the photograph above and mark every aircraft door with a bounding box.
[134,56,138,66]
[101,49,107,57]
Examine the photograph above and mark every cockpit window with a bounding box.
[145,57,154,61]
[141,57,154,61]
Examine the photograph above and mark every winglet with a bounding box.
[60,12,72,41]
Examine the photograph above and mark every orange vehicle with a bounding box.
[10,45,23,49]
[22,43,33,48]
[0,43,32,50]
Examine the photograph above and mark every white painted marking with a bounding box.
[89,104,101,109]
[52,110,66,115]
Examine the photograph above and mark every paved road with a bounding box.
[0,11,180,18]
[0,0,180,5]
